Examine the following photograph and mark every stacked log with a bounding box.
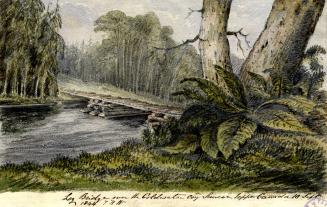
[146,112,177,131]
[80,99,151,119]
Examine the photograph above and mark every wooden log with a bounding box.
[148,115,166,123]
[148,122,161,128]
[98,113,106,118]
[105,110,149,116]
[153,112,165,118]
[89,110,100,116]
[106,112,151,119]
[87,104,95,109]
[80,108,92,113]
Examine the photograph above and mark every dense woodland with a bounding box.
[59,11,202,101]
[0,0,64,98]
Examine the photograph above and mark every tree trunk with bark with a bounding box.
[199,0,233,83]
[240,0,325,83]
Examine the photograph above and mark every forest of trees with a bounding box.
[0,0,64,98]
[59,11,202,101]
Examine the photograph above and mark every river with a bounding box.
[0,103,146,165]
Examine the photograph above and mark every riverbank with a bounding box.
[0,95,52,106]
[58,75,183,113]
[0,92,85,106]
[0,133,326,192]
[0,75,183,114]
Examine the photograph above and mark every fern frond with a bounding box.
[247,71,268,90]
[172,88,207,102]
[305,45,326,59]
[258,96,315,116]
[217,117,257,159]
[256,109,314,134]
[200,128,218,159]
[163,134,199,154]
[181,77,246,113]
[215,65,248,106]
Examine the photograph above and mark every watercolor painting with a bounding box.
[0,0,327,198]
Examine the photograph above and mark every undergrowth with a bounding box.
[0,138,325,192]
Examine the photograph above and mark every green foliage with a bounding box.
[259,96,315,116]
[0,135,325,192]
[247,71,268,91]
[255,109,314,134]
[0,0,64,98]
[168,60,321,159]
[163,134,198,154]
[177,104,227,134]
[215,65,247,106]
[306,59,326,99]
[200,128,219,159]
[142,119,178,147]
[147,126,173,147]
[263,68,293,98]
[181,77,246,113]
[305,45,326,59]
[305,96,327,136]
[217,117,257,159]
[287,45,326,99]
[171,88,207,103]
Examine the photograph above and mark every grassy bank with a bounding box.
[0,132,326,192]
[0,75,182,108]
[0,95,52,105]
[58,74,181,107]
[0,91,84,106]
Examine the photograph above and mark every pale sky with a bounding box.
[43,0,327,88]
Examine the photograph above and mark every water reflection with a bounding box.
[0,106,57,134]
[0,104,145,165]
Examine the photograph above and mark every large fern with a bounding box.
[161,63,319,160]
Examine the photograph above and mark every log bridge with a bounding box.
[81,99,151,119]
[63,91,182,128]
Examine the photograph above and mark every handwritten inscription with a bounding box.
[62,192,323,207]
[63,193,126,206]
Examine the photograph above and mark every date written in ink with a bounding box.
[63,193,127,207]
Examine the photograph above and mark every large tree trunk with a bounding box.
[199,0,232,82]
[240,0,325,83]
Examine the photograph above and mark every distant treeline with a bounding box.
[0,0,64,98]
[59,11,202,101]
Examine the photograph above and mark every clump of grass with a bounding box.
[0,135,325,192]
[142,118,179,147]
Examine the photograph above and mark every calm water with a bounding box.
[0,103,145,165]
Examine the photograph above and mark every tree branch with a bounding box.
[154,28,250,53]
[154,34,200,51]
[227,28,251,56]
[185,8,203,19]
